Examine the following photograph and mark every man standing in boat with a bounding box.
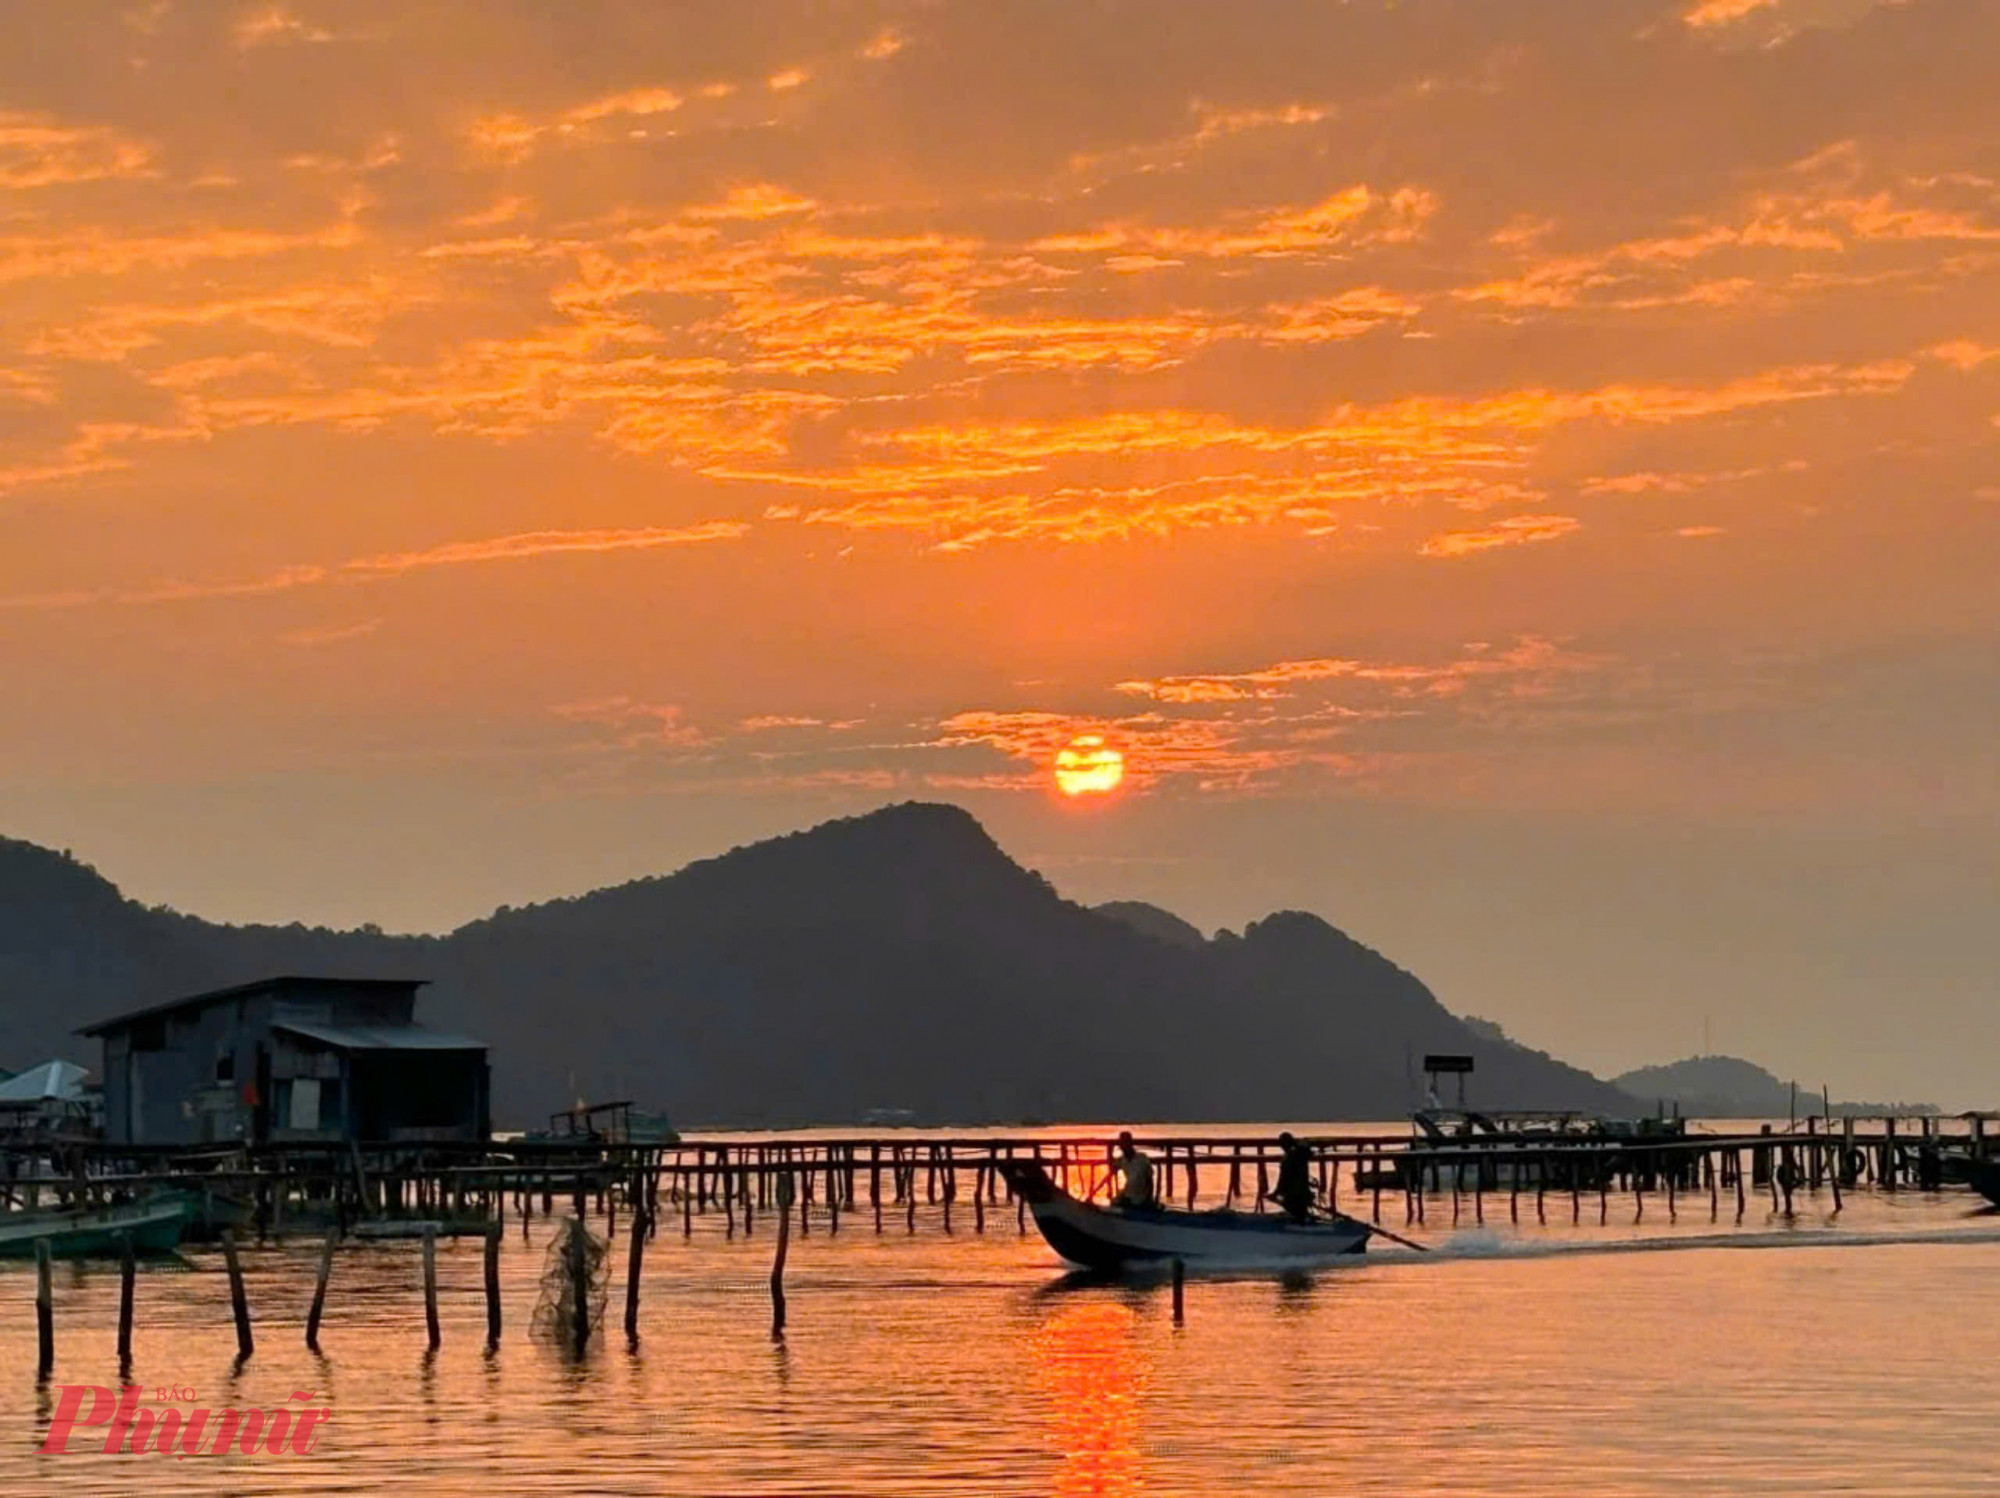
[1110,1131,1156,1210]
[1268,1132,1316,1223]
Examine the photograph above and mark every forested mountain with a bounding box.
[1,803,1638,1126]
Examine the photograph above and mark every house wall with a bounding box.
[121,998,248,1146]
[102,1032,129,1142]
[96,980,428,1145]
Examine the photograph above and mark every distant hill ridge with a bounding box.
[0,802,1642,1126]
[1612,1055,1937,1118]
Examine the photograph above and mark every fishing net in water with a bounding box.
[530,1215,609,1345]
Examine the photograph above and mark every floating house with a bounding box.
[80,977,489,1146]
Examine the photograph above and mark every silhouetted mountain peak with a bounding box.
[1095,901,1207,950]
[464,800,1057,939]
[0,837,128,916]
[1241,909,1367,959]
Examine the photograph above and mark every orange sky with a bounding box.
[1,1,1994,1101]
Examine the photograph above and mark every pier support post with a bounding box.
[484,1224,503,1348]
[771,1171,793,1339]
[1171,1257,1185,1325]
[624,1190,648,1344]
[567,1217,590,1359]
[35,1237,54,1378]
[422,1227,441,1351]
[306,1226,337,1351]
[117,1232,136,1368]
[222,1229,254,1360]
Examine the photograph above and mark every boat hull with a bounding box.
[997,1161,1369,1271]
[0,1196,195,1259]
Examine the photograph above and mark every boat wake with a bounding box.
[1369,1222,2000,1266]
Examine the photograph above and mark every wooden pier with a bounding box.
[4,1112,1990,1368]
[4,1113,1989,1240]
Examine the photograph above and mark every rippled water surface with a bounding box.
[7,1125,2000,1496]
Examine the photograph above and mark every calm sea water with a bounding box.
[7,1123,2000,1497]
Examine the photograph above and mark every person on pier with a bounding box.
[1110,1132,1156,1210]
[1266,1132,1316,1223]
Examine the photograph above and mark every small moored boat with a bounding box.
[997,1160,1371,1271]
[1960,1155,2000,1208]
[0,1193,196,1260]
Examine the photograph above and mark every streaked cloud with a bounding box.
[0,110,155,191]
[1421,514,1582,559]
[342,521,748,577]
[1,522,748,610]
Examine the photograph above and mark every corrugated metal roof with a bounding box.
[273,1021,485,1052]
[78,976,429,1037]
[0,1059,90,1102]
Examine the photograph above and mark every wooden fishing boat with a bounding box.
[997,1160,1371,1271]
[0,1193,195,1259]
[1961,1155,2000,1208]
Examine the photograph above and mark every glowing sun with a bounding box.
[1054,734,1125,797]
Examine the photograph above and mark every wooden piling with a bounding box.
[1171,1256,1185,1325]
[567,1216,590,1358]
[222,1229,254,1359]
[422,1227,441,1350]
[624,1196,647,1343]
[117,1232,136,1367]
[35,1237,53,1377]
[306,1225,338,1351]
[771,1171,793,1338]
[484,1223,503,1348]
